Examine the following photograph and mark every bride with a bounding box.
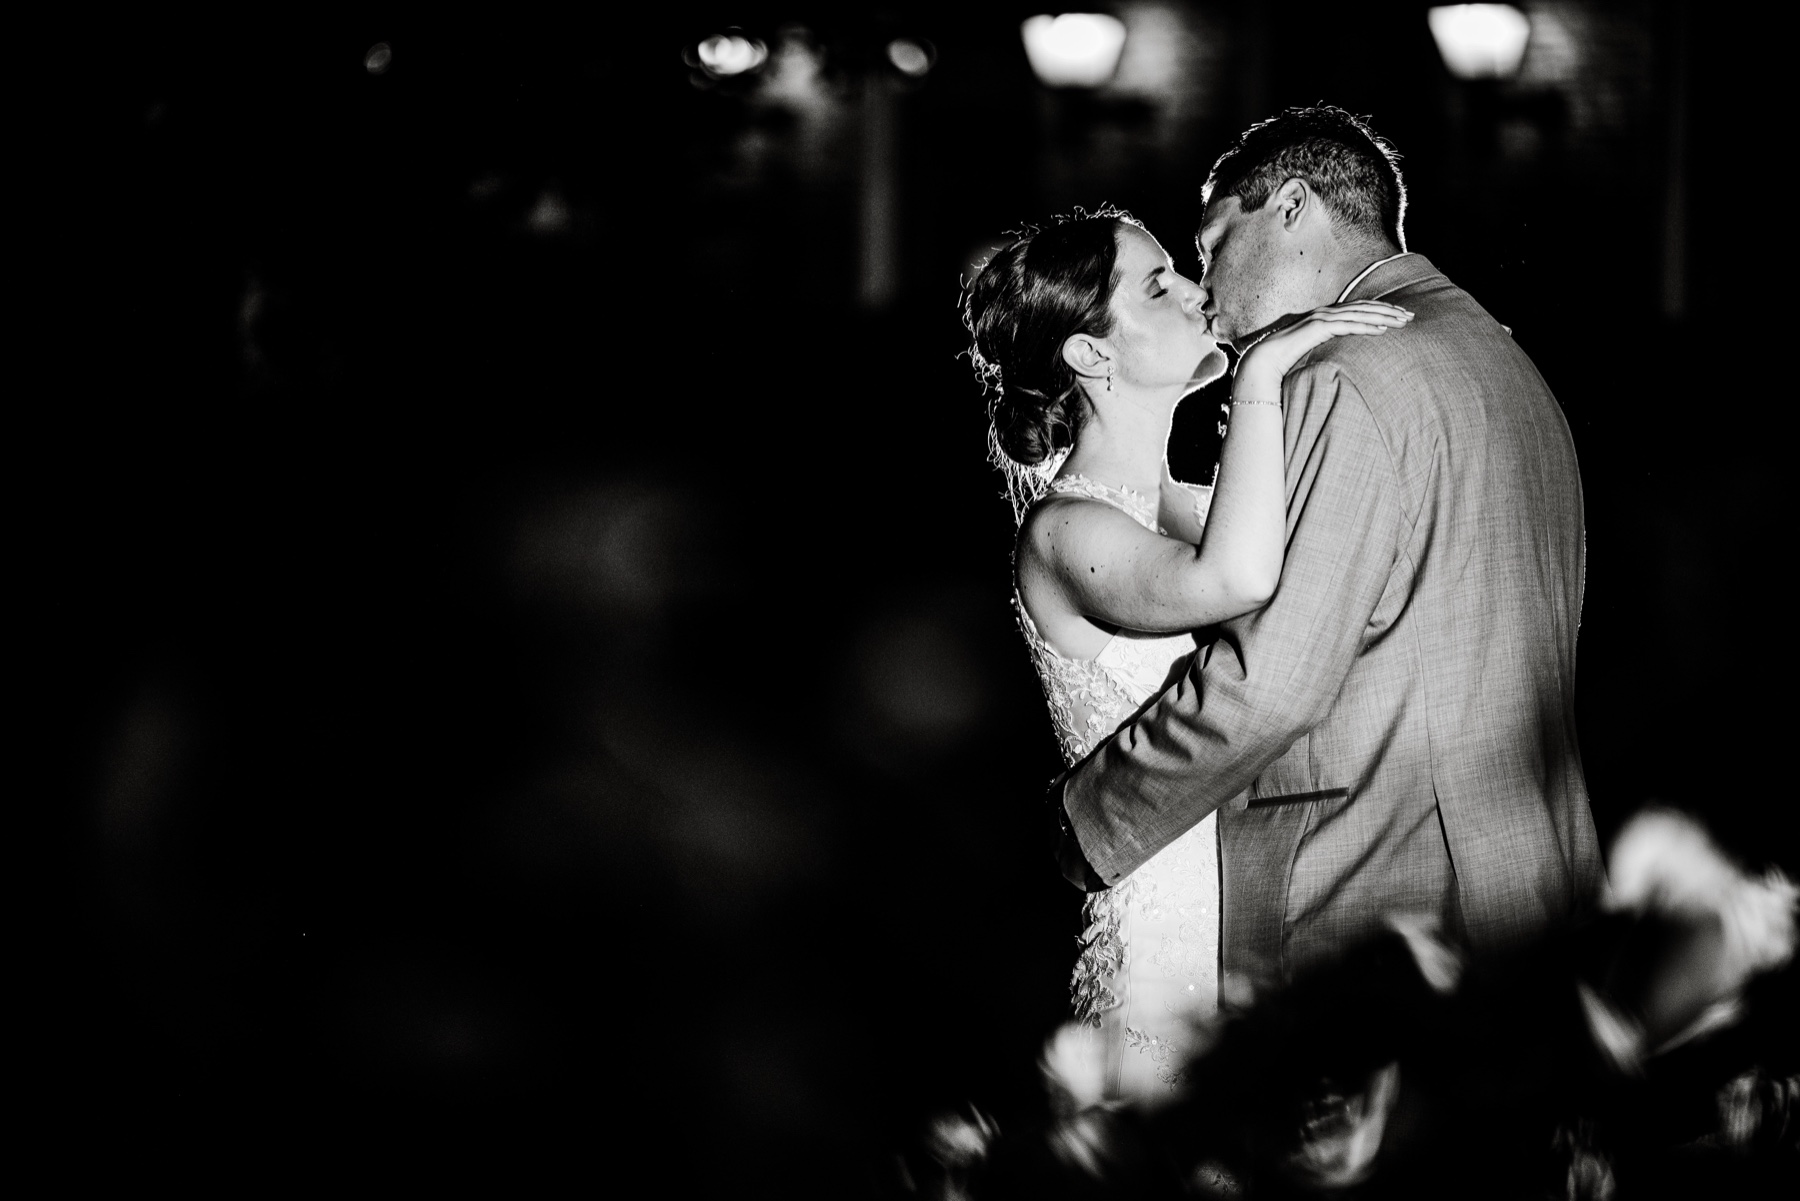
[961,208,1410,1102]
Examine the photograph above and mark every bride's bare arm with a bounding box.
[1023,395,1282,634]
[1028,301,1413,635]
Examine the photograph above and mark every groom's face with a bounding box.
[1195,196,1294,349]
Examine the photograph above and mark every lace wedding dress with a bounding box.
[1016,474,1221,1101]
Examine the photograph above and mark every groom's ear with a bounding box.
[1061,332,1110,381]
[1273,178,1310,232]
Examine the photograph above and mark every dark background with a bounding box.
[43,3,1786,1191]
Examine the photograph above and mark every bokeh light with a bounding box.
[696,32,769,77]
[1020,13,1128,88]
[363,42,392,75]
[1428,4,1532,80]
[886,37,935,78]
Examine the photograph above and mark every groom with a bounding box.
[1050,106,1602,988]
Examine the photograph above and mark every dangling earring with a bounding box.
[1105,367,1114,393]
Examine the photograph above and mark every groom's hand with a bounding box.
[1048,776,1108,892]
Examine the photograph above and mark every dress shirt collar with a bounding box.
[1337,252,1416,303]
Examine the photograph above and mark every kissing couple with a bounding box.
[962,105,1600,1104]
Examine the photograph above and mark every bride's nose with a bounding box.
[1183,279,1210,316]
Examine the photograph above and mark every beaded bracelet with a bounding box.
[1230,396,1282,407]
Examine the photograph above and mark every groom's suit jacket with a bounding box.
[1059,254,1602,986]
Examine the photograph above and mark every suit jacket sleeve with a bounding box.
[1060,360,1411,885]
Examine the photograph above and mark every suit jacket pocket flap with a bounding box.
[1246,787,1349,809]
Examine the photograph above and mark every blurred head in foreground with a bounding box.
[899,806,1797,1198]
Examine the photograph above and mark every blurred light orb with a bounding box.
[364,42,392,75]
[697,33,768,77]
[527,189,572,236]
[1427,5,1531,80]
[1020,13,1127,88]
[886,37,935,78]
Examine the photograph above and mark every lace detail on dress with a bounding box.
[1123,1025,1187,1087]
[1013,592,1186,1030]
[1014,474,1221,1090]
[1045,473,1162,533]
[1188,483,1214,528]
[1071,881,1130,1025]
[1013,474,1191,763]
[1011,598,1145,766]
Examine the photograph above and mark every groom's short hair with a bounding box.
[1203,106,1406,248]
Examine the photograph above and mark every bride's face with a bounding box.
[1105,224,1218,389]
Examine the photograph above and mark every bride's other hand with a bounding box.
[1235,302,1413,396]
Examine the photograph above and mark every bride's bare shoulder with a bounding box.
[1019,492,1097,552]
[1017,493,1143,583]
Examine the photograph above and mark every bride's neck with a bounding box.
[1061,383,1181,493]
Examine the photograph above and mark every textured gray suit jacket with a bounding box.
[1060,254,1602,986]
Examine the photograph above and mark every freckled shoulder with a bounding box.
[1020,493,1150,587]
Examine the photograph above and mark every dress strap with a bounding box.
[1046,474,1161,534]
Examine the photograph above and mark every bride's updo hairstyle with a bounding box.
[961,208,1141,520]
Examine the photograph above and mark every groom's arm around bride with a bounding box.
[1052,107,1601,989]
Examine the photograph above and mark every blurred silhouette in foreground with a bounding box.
[896,807,1797,1199]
